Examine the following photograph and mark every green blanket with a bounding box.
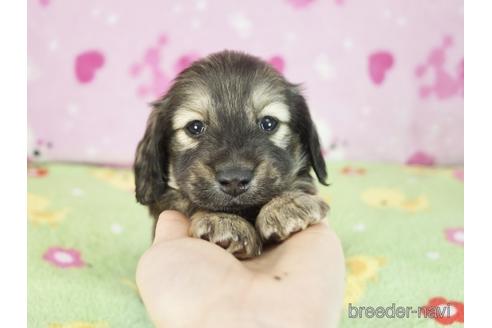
[28,162,464,327]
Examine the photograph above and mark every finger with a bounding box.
[286,222,343,262]
[153,210,191,244]
[263,222,344,274]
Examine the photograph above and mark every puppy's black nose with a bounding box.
[216,168,253,196]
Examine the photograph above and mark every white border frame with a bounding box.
[465,1,492,326]
[0,0,27,326]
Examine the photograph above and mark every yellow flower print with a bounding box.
[91,168,134,191]
[49,322,109,328]
[361,188,429,212]
[400,195,429,212]
[344,255,385,306]
[345,276,364,307]
[347,255,385,281]
[28,193,68,225]
[361,188,405,208]
[28,193,49,209]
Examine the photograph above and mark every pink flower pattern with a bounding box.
[453,169,464,182]
[43,247,85,268]
[28,1,463,166]
[444,228,463,246]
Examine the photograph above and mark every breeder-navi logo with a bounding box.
[348,303,452,319]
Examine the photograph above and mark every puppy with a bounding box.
[134,50,329,259]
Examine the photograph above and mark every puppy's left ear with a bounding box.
[133,100,171,205]
[291,91,328,185]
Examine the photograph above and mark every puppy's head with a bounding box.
[134,51,326,212]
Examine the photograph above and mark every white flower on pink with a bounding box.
[444,227,463,246]
[43,247,85,268]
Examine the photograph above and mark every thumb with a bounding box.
[153,210,191,244]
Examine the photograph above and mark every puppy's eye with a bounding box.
[186,120,206,136]
[259,116,278,132]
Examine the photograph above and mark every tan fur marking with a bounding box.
[172,109,205,130]
[183,87,212,111]
[269,124,291,149]
[260,101,290,122]
[167,163,179,189]
[252,83,285,110]
[174,130,199,150]
[172,86,214,130]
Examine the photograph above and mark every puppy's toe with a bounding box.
[228,233,262,259]
[256,191,329,242]
[256,212,307,242]
[190,212,262,259]
[216,239,232,249]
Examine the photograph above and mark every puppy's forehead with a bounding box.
[172,80,288,125]
[171,52,293,131]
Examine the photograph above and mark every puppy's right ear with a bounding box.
[290,90,328,186]
[133,101,170,205]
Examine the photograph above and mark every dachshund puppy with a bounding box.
[134,50,329,259]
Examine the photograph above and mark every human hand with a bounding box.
[136,210,345,328]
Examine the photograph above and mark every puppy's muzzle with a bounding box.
[216,168,253,196]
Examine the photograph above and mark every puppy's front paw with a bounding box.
[190,212,262,259]
[256,191,329,242]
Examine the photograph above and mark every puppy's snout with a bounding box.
[216,168,253,196]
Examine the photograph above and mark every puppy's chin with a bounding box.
[185,186,279,213]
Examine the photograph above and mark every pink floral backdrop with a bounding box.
[28,0,464,165]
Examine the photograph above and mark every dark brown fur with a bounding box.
[134,50,329,258]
